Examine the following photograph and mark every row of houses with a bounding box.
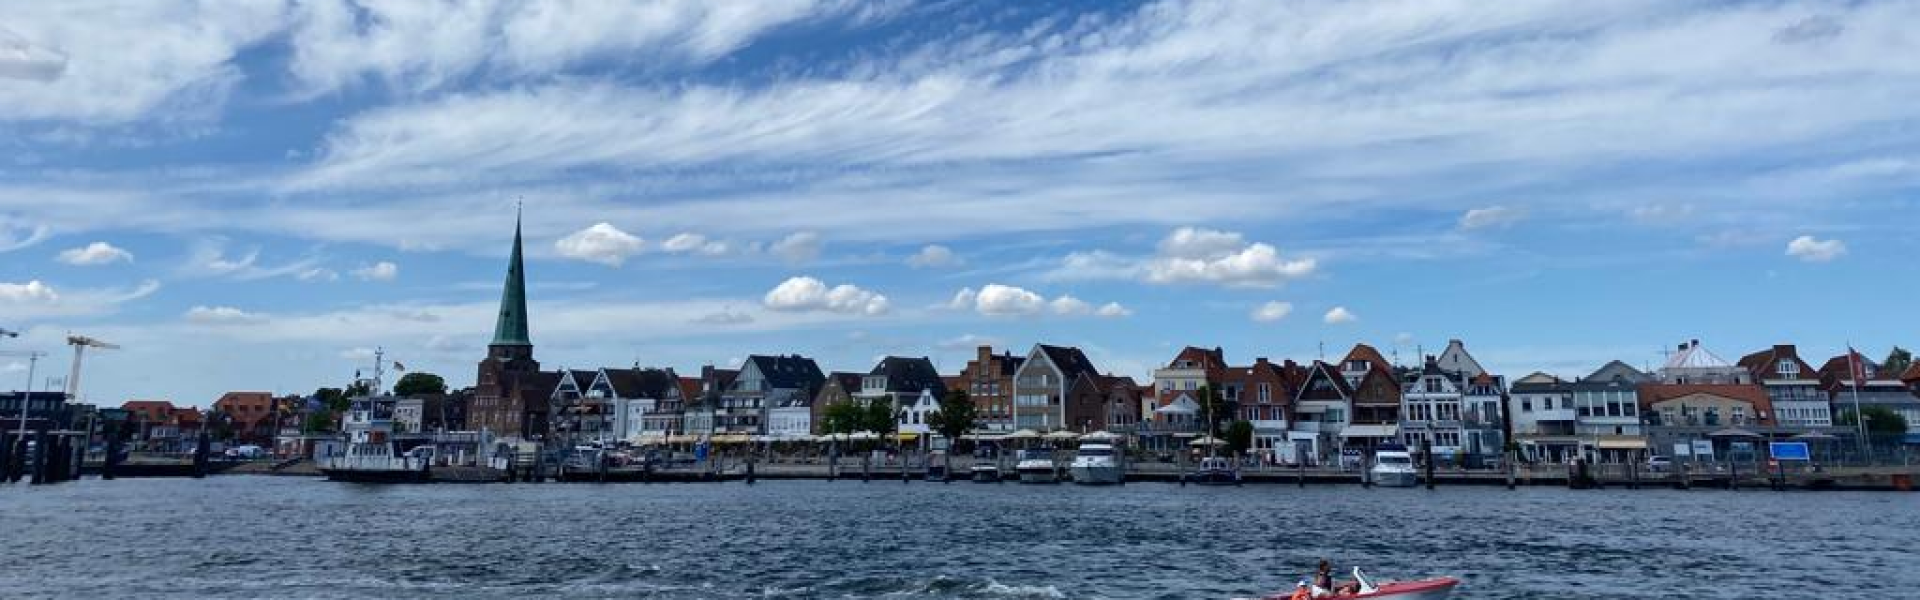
[500,338,1920,468]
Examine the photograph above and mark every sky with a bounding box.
[2,1,1918,407]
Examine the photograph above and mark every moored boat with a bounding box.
[1068,441,1123,485]
[1185,456,1239,486]
[971,463,1002,483]
[1369,445,1419,488]
[318,395,431,483]
[1015,448,1059,484]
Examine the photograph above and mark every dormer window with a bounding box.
[1346,360,1369,372]
[1776,360,1798,378]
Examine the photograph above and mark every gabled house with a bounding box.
[211,391,277,445]
[610,367,680,442]
[810,372,863,436]
[1817,352,1920,436]
[1153,346,1228,409]
[719,355,824,436]
[1508,372,1577,462]
[1396,340,1505,466]
[549,369,613,447]
[1343,343,1405,454]
[1010,344,1101,431]
[1226,357,1299,463]
[955,346,1025,433]
[1737,344,1831,428]
[1289,360,1354,465]
[681,366,736,438]
[859,356,945,446]
[1638,383,1776,459]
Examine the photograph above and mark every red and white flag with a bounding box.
[1847,346,1867,382]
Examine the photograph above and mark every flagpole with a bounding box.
[1847,346,1868,463]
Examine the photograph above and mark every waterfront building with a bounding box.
[1397,341,1506,467]
[721,355,825,437]
[1010,344,1101,431]
[1089,375,1148,437]
[1737,345,1832,429]
[394,397,424,434]
[1904,361,1920,395]
[858,356,944,446]
[680,366,735,440]
[896,388,941,446]
[619,368,683,443]
[1290,361,1354,465]
[1152,346,1228,414]
[1343,344,1406,457]
[1657,340,1750,384]
[1817,352,1920,434]
[1569,361,1650,463]
[1226,357,1300,463]
[810,372,862,436]
[0,390,74,432]
[954,345,1025,433]
[549,368,620,447]
[1509,372,1578,462]
[470,213,548,443]
[211,391,276,445]
[1639,383,1775,459]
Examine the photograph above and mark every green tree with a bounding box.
[1883,347,1912,378]
[394,372,448,397]
[344,380,372,398]
[1225,420,1255,455]
[1196,385,1231,436]
[926,390,977,443]
[207,410,236,442]
[1837,406,1910,436]
[821,401,863,435]
[301,411,336,434]
[863,399,899,437]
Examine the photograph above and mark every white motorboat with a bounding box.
[1068,442,1123,485]
[1014,448,1059,484]
[1370,445,1419,488]
[970,463,1002,483]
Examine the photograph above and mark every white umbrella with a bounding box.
[1044,430,1081,441]
[1189,435,1226,447]
[1081,430,1122,441]
[1004,429,1041,440]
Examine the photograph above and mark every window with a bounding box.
[1425,378,1443,393]
[1258,383,1271,402]
[1326,408,1345,423]
[1521,398,1533,412]
[1776,360,1798,378]
[1543,397,1554,410]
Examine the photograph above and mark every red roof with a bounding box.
[1343,344,1390,369]
[1637,384,1774,425]
[1904,361,1920,384]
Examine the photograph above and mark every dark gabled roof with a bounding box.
[1638,383,1774,425]
[869,356,946,395]
[601,368,643,398]
[566,369,599,390]
[1166,346,1228,370]
[996,352,1027,374]
[1737,345,1818,382]
[624,368,681,399]
[522,371,563,397]
[1295,360,1353,401]
[827,371,863,393]
[1037,344,1100,382]
[1579,361,1650,386]
[676,377,701,404]
[745,355,825,391]
[1816,352,1900,385]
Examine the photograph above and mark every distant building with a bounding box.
[722,355,825,436]
[1508,372,1577,462]
[954,346,1025,433]
[1289,361,1352,465]
[810,372,862,436]
[1657,340,1749,384]
[1639,383,1777,459]
[1226,357,1300,462]
[1737,345,1831,428]
[0,390,73,432]
[212,391,276,444]
[1343,343,1405,455]
[469,213,549,443]
[1817,351,1920,435]
[1011,344,1101,431]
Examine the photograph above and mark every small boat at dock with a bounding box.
[1068,441,1123,485]
[1369,445,1419,488]
[1015,448,1059,484]
[1184,456,1240,486]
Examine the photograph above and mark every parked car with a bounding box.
[1646,455,1672,472]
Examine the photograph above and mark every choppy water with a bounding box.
[4,477,1916,599]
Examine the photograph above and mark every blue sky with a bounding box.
[2,1,1917,407]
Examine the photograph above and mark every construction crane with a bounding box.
[65,334,120,404]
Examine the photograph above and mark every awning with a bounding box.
[1188,435,1226,447]
[895,432,919,441]
[632,434,666,445]
[1004,429,1041,440]
[1081,430,1123,441]
[1044,431,1081,441]
[710,434,752,444]
[666,434,699,444]
[1596,437,1648,450]
[1709,428,1762,439]
[1339,424,1398,438]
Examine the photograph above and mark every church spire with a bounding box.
[491,204,532,347]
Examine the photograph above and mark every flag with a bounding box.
[393,361,406,372]
[1847,346,1867,383]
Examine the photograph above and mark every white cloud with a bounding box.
[555,222,645,266]
[1394,332,1416,345]
[1627,203,1696,225]
[1,361,26,374]
[1458,206,1526,230]
[0,280,58,303]
[693,309,754,325]
[1324,306,1358,324]
[297,268,340,282]
[770,231,823,263]
[184,305,265,325]
[972,284,1046,316]
[907,244,961,268]
[0,5,285,124]
[0,222,51,253]
[1049,295,1092,316]
[1143,228,1315,288]
[56,241,133,266]
[339,347,377,361]
[1094,302,1132,318]
[351,261,399,281]
[1785,235,1846,262]
[761,276,889,316]
[945,287,979,311]
[1251,301,1293,323]
[936,333,1003,350]
[661,232,709,253]
[184,239,320,281]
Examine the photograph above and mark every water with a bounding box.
[5,477,1916,599]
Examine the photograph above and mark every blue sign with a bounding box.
[1769,441,1810,461]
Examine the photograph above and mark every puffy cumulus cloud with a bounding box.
[1785,235,1846,262]
[1143,228,1314,288]
[1458,206,1526,230]
[55,241,132,266]
[948,284,1127,319]
[906,244,961,269]
[184,305,265,325]
[555,222,645,266]
[761,276,889,316]
[0,280,58,303]
[1323,306,1358,324]
[770,231,823,263]
[351,261,399,281]
[1251,301,1293,323]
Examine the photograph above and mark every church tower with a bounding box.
[474,208,543,440]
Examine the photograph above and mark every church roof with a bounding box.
[490,210,532,347]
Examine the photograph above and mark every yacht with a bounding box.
[1014,448,1059,484]
[1185,455,1240,486]
[317,395,432,483]
[1370,445,1419,488]
[1068,442,1123,485]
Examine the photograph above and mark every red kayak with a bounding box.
[1263,569,1459,600]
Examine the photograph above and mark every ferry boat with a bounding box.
[1370,445,1419,488]
[1185,455,1240,486]
[1068,441,1123,485]
[317,395,432,483]
[1015,448,1059,483]
[1264,568,1458,600]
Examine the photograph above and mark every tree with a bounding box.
[926,390,977,444]
[1225,420,1255,455]
[344,380,372,398]
[1837,406,1910,437]
[821,402,863,436]
[863,399,898,437]
[313,387,349,413]
[301,412,335,434]
[1196,385,1231,436]
[394,372,448,397]
[1884,347,1912,378]
[207,410,235,442]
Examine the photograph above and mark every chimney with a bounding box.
[1690,339,1700,348]
[978,345,991,366]
[1678,342,1688,352]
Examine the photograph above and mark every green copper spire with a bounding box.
[490,207,532,346]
